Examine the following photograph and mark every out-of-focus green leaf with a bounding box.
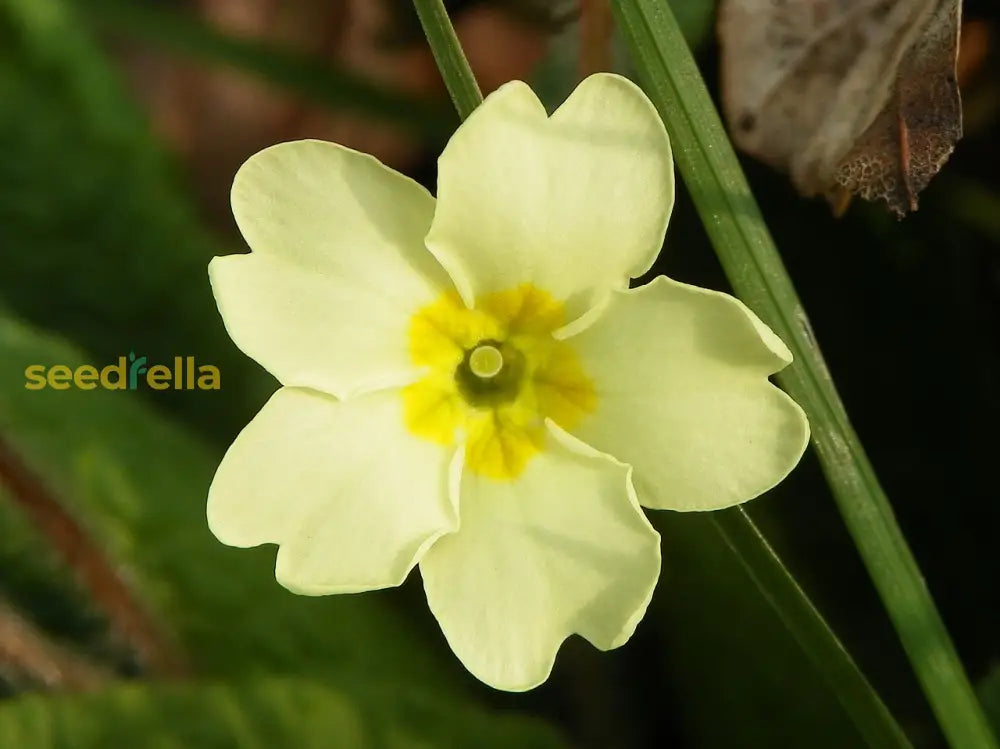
[0,311,458,689]
[945,179,1000,242]
[981,667,1000,735]
[0,0,272,441]
[667,0,716,48]
[0,676,570,749]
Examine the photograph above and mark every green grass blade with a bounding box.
[86,0,453,136]
[411,1,920,747]
[412,0,482,120]
[712,509,912,749]
[610,1,998,747]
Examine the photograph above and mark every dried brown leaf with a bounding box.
[718,0,963,217]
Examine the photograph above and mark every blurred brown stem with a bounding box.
[580,0,613,77]
[0,435,185,677]
[0,600,110,691]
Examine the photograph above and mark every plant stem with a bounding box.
[610,1,997,747]
[411,0,481,121]
[0,599,110,691]
[412,1,918,747]
[0,435,184,677]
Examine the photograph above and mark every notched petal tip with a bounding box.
[273,518,456,598]
[544,421,662,651]
[229,137,437,265]
[230,139,387,208]
[208,388,459,596]
[212,137,454,398]
[646,275,794,374]
[420,429,660,692]
[567,276,809,513]
[552,73,675,278]
[426,73,675,322]
[472,78,548,117]
[205,485,267,552]
[741,300,795,369]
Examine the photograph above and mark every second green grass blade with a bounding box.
[712,509,911,748]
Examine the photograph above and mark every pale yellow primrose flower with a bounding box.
[206,73,810,691]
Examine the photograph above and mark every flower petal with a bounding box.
[567,277,810,512]
[425,73,674,319]
[208,387,459,594]
[420,426,660,691]
[211,140,453,397]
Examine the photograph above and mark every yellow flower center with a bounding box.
[402,284,596,480]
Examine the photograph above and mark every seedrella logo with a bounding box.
[25,352,221,391]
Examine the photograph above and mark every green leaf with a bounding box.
[981,667,1000,736]
[0,0,272,440]
[707,508,911,748]
[0,310,452,688]
[609,2,998,747]
[666,0,716,48]
[0,676,570,749]
[654,512,868,748]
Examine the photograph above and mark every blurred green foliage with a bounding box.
[983,667,1000,735]
[0,0,273,441]
[0,676,570,748]
[983,667,1000,733]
